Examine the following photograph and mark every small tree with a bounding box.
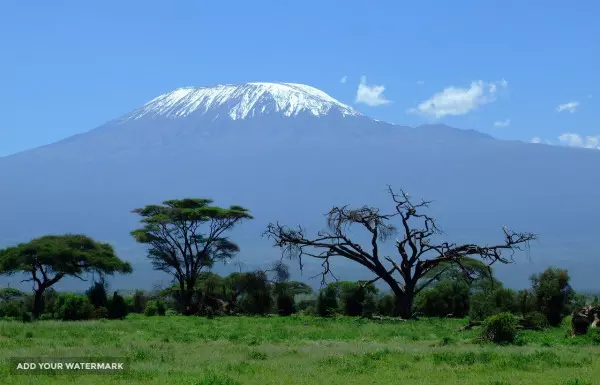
[131,199,252,315]
[415,279,470,318]
[132,290,148,313]
[274,283,296,316]
[238,271,273,315]
[266,186,535,319]
[530,267,574,326]
[316,284,338,317]
[108,291,128,320]
[86,278,109,309]
[0,234,132,318]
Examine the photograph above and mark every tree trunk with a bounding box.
[394,285,416,319]
[32,288,45,319]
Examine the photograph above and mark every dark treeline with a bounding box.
[0,263,597,327]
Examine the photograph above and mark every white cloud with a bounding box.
[340,76,347,84]
[494,119,510,127]
[531,137,552,145]
[407,79,508,118]
[556,101,579,113]
[416,80,425,85]
[355,76,392,106]
[558,133,600,149]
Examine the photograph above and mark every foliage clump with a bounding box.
[480,312,519,344]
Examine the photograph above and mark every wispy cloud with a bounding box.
[494,119,510,127]
[355,76,392,107]
[558,133,600,149]
[340,76,347,84]
[407,79,508,118]
[556,101,579,113]
[531,137,552,145]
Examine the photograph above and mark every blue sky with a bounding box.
[1,0,598,156]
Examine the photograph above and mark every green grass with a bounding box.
[0,314,598,384]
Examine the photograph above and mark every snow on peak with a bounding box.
[122,82,360,121]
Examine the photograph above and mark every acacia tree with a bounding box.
[131,198,252,315]
[0,234,132,318]
[265,186,535,319]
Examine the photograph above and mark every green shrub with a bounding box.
[522,311,549,330]
[165,309,178,316]
[415,279,470,318]
[589,327,600,344]
[107,292,128,320]
[0,300,26,318]
[480,312,519,344]
[132,290,148,314]
[22,311,33,323]
[143,300,166,316]
[156,300,166,316]
[530,267,574,327]
[302,305,316,316]
[55,294,94,321]
[275,292,295,316]
[376,294,396,316]
[316,285,338,317]
[91,306,108,319]
[144,301,158,316]
[296,298,316,312]
[86,280,108,308]
[469,288,518,322]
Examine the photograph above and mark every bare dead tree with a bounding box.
[264,186,536,319]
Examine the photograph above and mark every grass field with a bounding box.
[0,315,599,385]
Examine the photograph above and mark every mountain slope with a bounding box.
[1,82,598,291]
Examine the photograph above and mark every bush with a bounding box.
[481,312,519,344]
[337,281,378,317]
[0,300,26,318]
[589,327,600,344]
[22,311,33,323]
[91,306,108,319]
[144,300,167,316]
[86,280,108,308]
[316,285,338,317]
[530,267,574,327]
[144,301,158,316]
[42,289,59,317]
[132,290,148,314]
[156,300,166,316]
[275,292,295,316]
[55,294,94,321]
[469,287,518,322]
[376,294,396,316]
[296,297,316,312]
[107,292,128,320]
[522,311,549,330]
[415,279,470,318]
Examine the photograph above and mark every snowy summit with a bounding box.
[122,82,360,121]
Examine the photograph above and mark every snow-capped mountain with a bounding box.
[121,82,360,122]
[1,81,600,292]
